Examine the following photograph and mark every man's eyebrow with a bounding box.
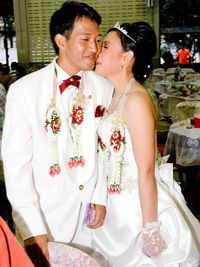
[80,33,102,37]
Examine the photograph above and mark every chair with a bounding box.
[152,68,165,82]
[181,68,195,75]
[167,96,186,122]
[176,100,200,121]
[157,143,186,189]
[154,80,171,94]
[166,67,176,75]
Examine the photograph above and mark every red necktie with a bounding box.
[59,75,81,94]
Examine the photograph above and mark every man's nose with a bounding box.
[89,40,100,52]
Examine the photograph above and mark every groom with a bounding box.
[2,1,112,266]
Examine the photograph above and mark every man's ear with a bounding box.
[54,34,66,50]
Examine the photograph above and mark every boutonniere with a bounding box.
[95,105,106,117]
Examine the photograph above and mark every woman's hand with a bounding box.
[142,221,166,257]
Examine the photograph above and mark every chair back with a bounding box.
[181,68,195,75]
[176,100,200,121]
[167,96,186,122]
[166,67,176,75]
[152,68,165,82]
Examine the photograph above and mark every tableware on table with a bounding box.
[194,113,200,128]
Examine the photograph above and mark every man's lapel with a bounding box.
[56,88,73,168]
[80,77,96,182]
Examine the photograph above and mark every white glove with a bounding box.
[141,221,166,257]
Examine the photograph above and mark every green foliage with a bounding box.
[0,0,15,38]
[160,0,200,27]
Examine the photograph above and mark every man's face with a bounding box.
[58,17,101,74]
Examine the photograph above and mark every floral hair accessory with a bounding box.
[113,21,136,43]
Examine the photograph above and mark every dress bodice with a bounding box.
[97,81,162,193]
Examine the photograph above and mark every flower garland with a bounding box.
[45,106,61,177]
[45,70,86,177]
[108,124,126,194]
[68,80,86,168]
[98,77,135,193]
[110,130,126,151]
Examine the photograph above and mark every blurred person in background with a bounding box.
[176,40,193,65]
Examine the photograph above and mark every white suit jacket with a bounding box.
[1,60,113,243]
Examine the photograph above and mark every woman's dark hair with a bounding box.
[108,21,157,84]
[50,1,101,54]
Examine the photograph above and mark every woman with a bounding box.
[92,21,200,266]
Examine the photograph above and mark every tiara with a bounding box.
[113,21,136,43]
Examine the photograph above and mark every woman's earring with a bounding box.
[120,63,124,71]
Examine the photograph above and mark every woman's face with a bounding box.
[95,31,124,78]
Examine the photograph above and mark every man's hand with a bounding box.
[87,204,106,229]
[24,234,50,267]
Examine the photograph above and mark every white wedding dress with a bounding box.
[92,93,200,267]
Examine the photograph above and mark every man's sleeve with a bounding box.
[1,84,47,240]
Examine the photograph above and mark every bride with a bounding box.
[92,21,200,266]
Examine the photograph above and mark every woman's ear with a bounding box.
[122,50,134,65]
[54,34,66,51]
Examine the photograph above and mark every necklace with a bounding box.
[109,77,135,112]
[110,88,127,111]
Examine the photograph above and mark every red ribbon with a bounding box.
[59,75,81,94]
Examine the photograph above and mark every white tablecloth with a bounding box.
[164,122,200,166]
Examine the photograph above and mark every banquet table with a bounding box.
[164,121,200,216]
[164,121,200,166]
[155,78,200,118]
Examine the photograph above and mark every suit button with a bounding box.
[79,184,84,190]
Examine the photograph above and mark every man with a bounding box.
[176,41,192,65]
[1,1,113,266]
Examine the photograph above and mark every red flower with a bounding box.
[113,144,120,151]
[71,105,84,125]
[95,105,105,117]
[111,130,122,142]
[110,129,126,152]
[98,136,106,150]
